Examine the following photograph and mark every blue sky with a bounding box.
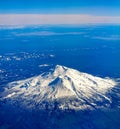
[0,0,120,25]
[0,0,120,16]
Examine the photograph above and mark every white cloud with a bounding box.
[0,25,27,29]
[38,64,50,67]
[0,14,120,25]
[14,31,84,36]
[93,36,120,41]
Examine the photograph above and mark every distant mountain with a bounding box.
[1,65,118,110]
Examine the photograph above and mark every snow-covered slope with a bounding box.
[1,65,117,110]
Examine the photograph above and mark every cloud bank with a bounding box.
[0,14,120,25]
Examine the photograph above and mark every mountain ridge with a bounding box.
[1,65,118,110]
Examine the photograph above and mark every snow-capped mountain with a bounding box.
[1,65,118,110]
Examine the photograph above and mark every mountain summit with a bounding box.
[1,65,117,110]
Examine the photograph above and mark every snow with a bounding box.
[1,65,118,110]
[5,92,16,98]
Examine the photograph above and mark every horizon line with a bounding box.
[0,14,120,25]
